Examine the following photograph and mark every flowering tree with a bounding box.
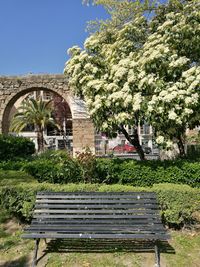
[65,0,200,158]
[138,0,200,156]
[65,16,148,160]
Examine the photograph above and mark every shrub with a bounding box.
[24,150,83,183]
[0,182,199,227]
[0,134,35,161]
[152,183,200,228]
[76,148,96,183]
[0,183,99,222]
[118,160,156,186]
[0,186,36,222]
[33,149,69,162]
[0,160,27,171]
[95,158,200,187]
[94,158,122,184]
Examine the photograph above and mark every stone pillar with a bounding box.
[73,118,95,156]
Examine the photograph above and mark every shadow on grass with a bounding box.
[0,255,29,267]
[44,239,175,253]
[36,239,175,263]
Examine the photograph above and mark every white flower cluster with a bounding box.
[156,135,164,144]
[132,93,143,111]
[156,135,174,149]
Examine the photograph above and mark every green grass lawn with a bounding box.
[0,208,200,267]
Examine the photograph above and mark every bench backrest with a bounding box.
[32,192,168,240]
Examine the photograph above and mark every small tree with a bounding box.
[10,98,57,152]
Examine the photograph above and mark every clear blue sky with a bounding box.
[0,0,108,76]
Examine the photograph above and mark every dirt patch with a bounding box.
[4,219,22,235]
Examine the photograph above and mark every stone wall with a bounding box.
[0,74,69,133]
[0,74,95,155]
[73,119,95,155]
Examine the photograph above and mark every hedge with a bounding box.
[94,158,200,187]
[23,155,200,187]
[0,181,199,228]
[0,134,35,161]
[1,155,200,188]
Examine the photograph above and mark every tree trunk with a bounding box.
[177,135,186,158]
[36,126,44,152]
[119,124,145,160]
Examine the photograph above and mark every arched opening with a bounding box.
[2,87,73,152]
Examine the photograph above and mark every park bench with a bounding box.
[22,192,169,267]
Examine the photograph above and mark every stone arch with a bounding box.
[0,74,95,155]
[2,85,72,134]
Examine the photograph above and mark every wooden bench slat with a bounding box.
[35,204,158,209]
[36,199,158,204]
[33,209,159,214]
[22,233,169,240]
[26,228,166,234]
[25,227,167,232]
[27,224,165,230]
[36,194,156,200]
[33,214,161,219]
[24,230,168,237]
[32,219,162,225]
[37,191,156,195]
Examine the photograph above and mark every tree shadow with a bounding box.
[0,255,29,267]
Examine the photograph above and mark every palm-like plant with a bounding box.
[10,98,57,152]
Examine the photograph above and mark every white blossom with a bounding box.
[184,108,193,115]
[156,136,165,144]
[168,110,177,120]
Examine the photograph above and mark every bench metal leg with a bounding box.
[32,238,40,267]
[155,243,160,267]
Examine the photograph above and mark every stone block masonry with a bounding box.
[0,74,95,156]
[73,119,95,155]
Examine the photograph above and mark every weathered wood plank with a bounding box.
[36,199,158,204]
[36,194,156,199]
[31,219,162,225]
[22,233,169,240]
[35,204,158,209]
[33,209,159,214]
